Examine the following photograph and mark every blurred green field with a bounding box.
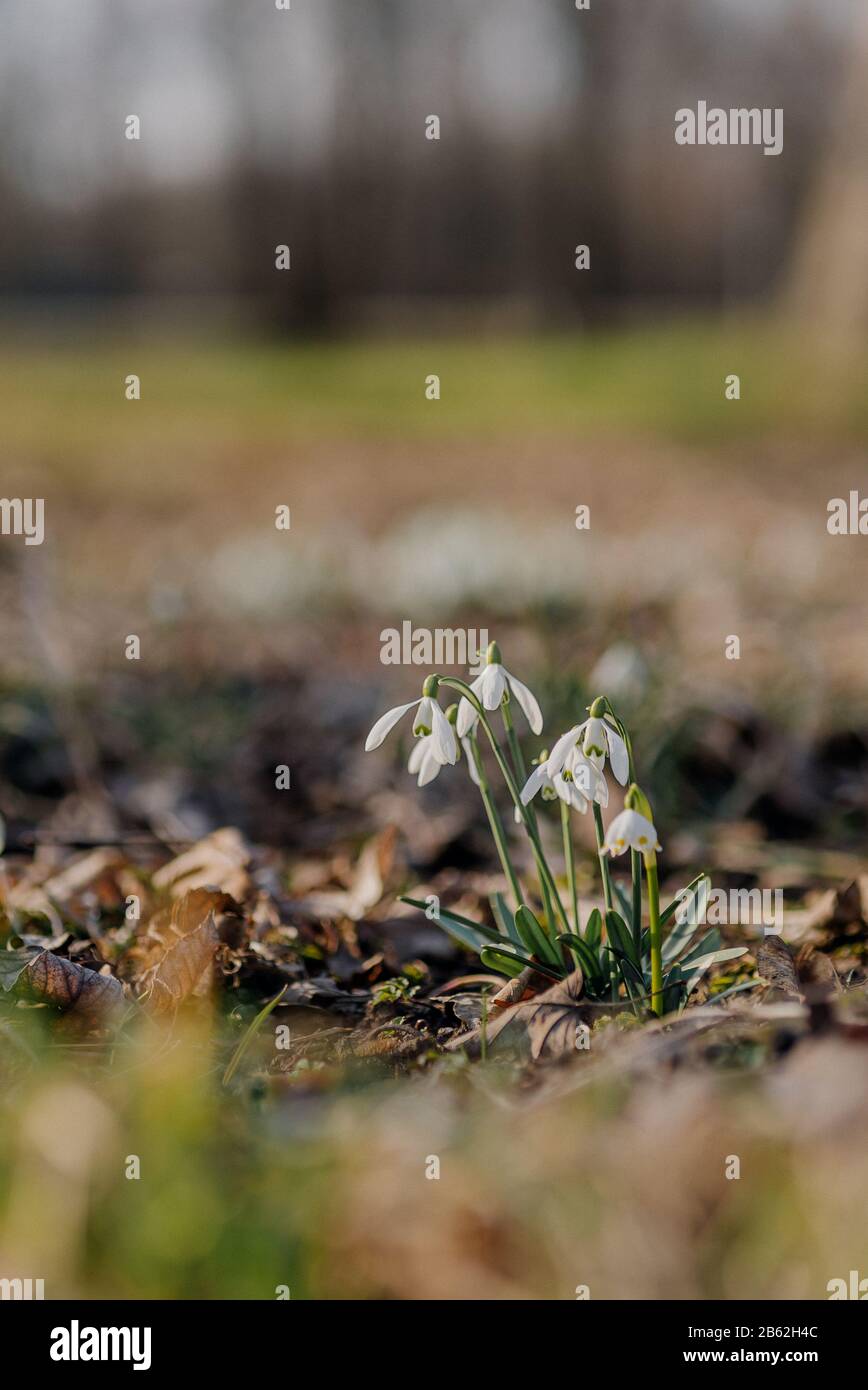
[3,319,866,478]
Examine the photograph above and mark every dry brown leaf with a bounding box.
[14,950,125,1025]
[790,880,866,941]
[41,848,125,902]
[446,967,588,1059]
[132,887,239,975]
[795,946,843,1000]
[146,887,238,942]
[296,826,397,921]
[518,969,589,1059]
[756,936,802,1000]
[151,828,250,899]
[143,914,219,1015]
[489,966,550,1009]
[342,825,396,919]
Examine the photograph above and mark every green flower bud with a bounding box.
[486,641,502,665]
[625,782,653,821]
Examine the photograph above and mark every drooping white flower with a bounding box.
[407,733,445,787]
[602,808,661,857]
[546,713,629,786]
[456,642,543,738]
[559,745,609,809]
[520,760,558,806]
[365,691,457,766]
[406,731,480,787]
[521,746,606,814]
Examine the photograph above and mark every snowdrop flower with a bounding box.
[406,734,446,787]
[521,746,606,814]
[545,699,629,786]
[456,641,543,738]
[405,707,479,787]
[519,751,558,807]
[602,808,661,857]
[365,676,457,766]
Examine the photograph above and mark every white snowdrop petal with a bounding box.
[553,775,573,807]
[456,697,478,738]
[407,738,427,774]
[415,696,434,732]
[605,723,630,785]
[520,764,547,805]
[602,809,632,854]
[461,738,481,787]
[480,663,507,710]
[417,749,442,786]
[431,701,458,764]
[582,717,607,760]
[506,671,543,735]
[603,808,658,854]
[365,699,419,751]
[545,724,582,777]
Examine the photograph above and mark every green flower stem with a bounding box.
[440,677,570,934]
[467,734,524,910]
[592,802,618,997]
[644,851,663,1017]
[501,699,527,781]
[592,803,614,913]
[630,850,643,958]
[601,699,643,952]
[560,799,580,933]
[501,700,555,932]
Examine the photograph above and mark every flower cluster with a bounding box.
[363,641,735,1019]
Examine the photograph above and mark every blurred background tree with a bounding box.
[0,0,857,333]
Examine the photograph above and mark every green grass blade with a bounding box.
[401,896,501,953]
[222,985,287,1086]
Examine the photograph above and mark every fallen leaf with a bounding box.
[41,848,124,902]
[796,947,842,1001]
[299,827,397,922]
[451,995,485,1027]
[490,966,551,1010]
[151,828,250,899]
[446,967,588,1058]
[133,888,240,974]
[520,969,589,1059]
[143,914,219,1015]
[0,947,41,992]
[13,950,125,1024]
[756,936,802,1000]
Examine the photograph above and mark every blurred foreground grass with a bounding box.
[2,1007,868,1300]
